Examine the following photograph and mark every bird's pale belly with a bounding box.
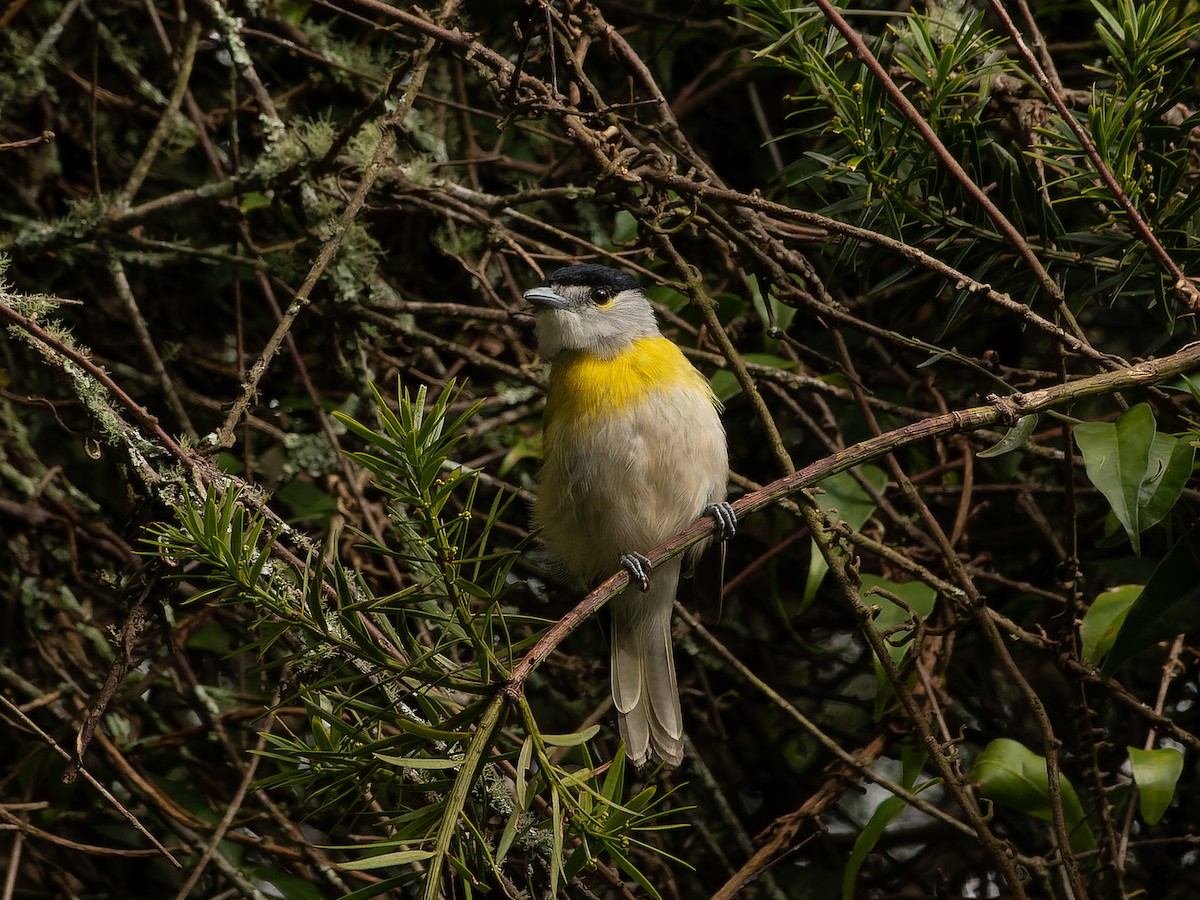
[537,382,726,584]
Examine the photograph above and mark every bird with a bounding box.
[524,263,736,768]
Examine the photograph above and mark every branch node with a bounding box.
[987,392,1024,424]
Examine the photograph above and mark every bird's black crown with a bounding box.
[544,264,639,293]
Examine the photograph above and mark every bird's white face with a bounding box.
[525,265,661,359]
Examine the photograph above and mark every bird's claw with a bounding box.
[705,501,737,541]
[619,551,652,592]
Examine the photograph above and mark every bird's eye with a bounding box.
[590,287,612,306]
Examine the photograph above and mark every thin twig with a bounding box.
[0,693,180,866]
[213,49,439,447]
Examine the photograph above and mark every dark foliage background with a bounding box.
[2,0,1200,897]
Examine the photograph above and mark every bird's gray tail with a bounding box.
[610,560,684,768]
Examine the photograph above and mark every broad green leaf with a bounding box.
[1074,403,1155,554]
[863,575,938,666]
[977,414,1037,458]
[1178,372,1200,407]
[1080,585,1142,665]
[709,369,740,404]
[842,795,906,899]
[1102,529,1200,678]
[1128,746,1185,825]
[186,620,233,654]
[804,466,889,606]
[1139,432,1194,529]
[971,738,1094,850]
[278,0,311,26]
[862,574,937,719]
[841,741,933,897]
[610,208,638,245]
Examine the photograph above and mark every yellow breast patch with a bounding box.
[544,337,715,431]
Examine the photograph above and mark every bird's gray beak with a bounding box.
[523,286,569,310]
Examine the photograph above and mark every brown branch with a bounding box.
[0,293,189,465]
[0,693,180,866]
[0,130,54,152]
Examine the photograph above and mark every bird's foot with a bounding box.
[619,551,652,592]
[705,501,737,541]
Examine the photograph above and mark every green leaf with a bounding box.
[1128,746,1185,825]
[1139,432,1194,529]
[862,574,937,719]
[549,787,563,899]
[1074,403,1156,553]
[515,736,534,811]
[341,849,435,870]
[421,698,504,900]
[842,795,906,899]
[840,742,931,896]
[977,414,1037,458]
[601,747,626,803]
[541,724,601,747]
[607,844,664,900]
[275,478,339,525]
[239,191,274,212]
[971,738,1094,850]
[863,575,937,665]
[341,876,408,900]
[372,754,463,770]
[494,803,522,865]
[1080,585,1142,665]
[390,715,472,743]
[710,369,740,403]
[563,842,594,882]
[899,737,929,788]
[611,209,638,244]
[1178,372,1200,406]
[185,620,233,654]
[1102,528,1200,678]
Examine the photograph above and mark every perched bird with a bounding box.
[524,264,736,768]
